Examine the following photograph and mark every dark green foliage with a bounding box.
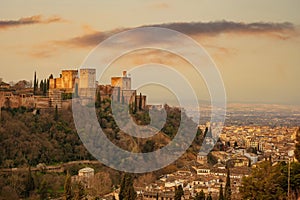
[0,108,93,168]
[134,96,137,113]
[38,179,48,200]
[0,169,65,199]
[117,87,120,102]
[64,171,72,200]
[203,126,212,138]
[142,140,155,153]
[43,78,47,95]
[40,80,44,92]
[62,93,73,100]
[218,184,224,200]
[174,185,184,200]
[207,152,218,165]
[54,105,59,121]
[194,189,205,200]
[74,83,79,98]
[95,90,101,108]
[226,141,230,147]
[196,127,203,137]
[246,146,258,154]
[119,173,136,200]
[224,169,231,200]
[74,182,86,200]
[47,78,50,90]
[33,71,37,95]
[206,192,212,200]
[24,167,35,198]
[121,92,124,105]
[295,127,300,161]
[130,101,136,114]
[161,105,181,138]
[194,127,205,146]
[138,93,142,111]
[240,161,300,199]
[234,141,238,148]
[204,127,208,135]
[4,97,11,108]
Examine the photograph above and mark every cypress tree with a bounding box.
[134,95,137,113]
[54,105,59,121]
[119,173,136,200]
[5,97,11,108]
[38,179,48,200]
[174,185,184,200]
[206,192,212,200]
[46,78,50,90]
[121,91,124,105]
[117,87,120,102]
[95,90,101,108]
[138,93,142,111]
[40,80,44,92]
[131,102,135,114]
[36,79,39,94]
[74,182,85,200]
[43,79,47,95]
[74,83,79,98]
[33,71,37,95]
[119,174,125,200]
[224,169,232,200]
[219,184,224,200]
[24,166,35,198]
[295,127,300,161]
[195,189,205,200]
[64,171,72,200]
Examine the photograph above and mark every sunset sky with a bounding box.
[0,0,300,105]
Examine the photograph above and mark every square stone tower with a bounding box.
[79,68,96,98]
[111,71,131,90]
[79,68,96,89]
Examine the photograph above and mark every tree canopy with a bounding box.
[240,161,300,199]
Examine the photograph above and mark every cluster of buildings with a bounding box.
[218,125,298,162]
[133,124,299,200]
[135,155,250,200]
[0,69,146,110]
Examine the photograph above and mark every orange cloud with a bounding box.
[81,24,98,35]
[29,46,57,58]
[0,15,65,30]
[29,20,296,59]
[55,21,296,48]
[150,2,170,9]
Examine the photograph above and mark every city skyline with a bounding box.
[1,1,300,105]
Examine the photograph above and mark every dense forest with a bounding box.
[0,99,202,168]
[0,106,93,168]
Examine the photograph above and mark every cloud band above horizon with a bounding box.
[58,20,296,48]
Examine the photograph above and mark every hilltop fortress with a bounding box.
[0,69,146,110]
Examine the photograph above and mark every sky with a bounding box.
[0,0,300,105]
